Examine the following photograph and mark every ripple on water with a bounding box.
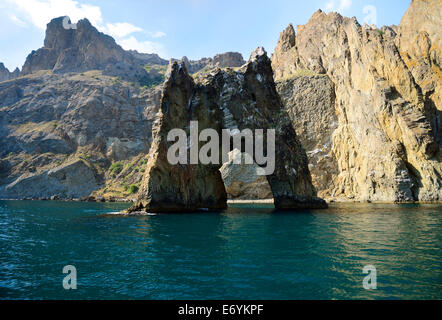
[0,201,441,299]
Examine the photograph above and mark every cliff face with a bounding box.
[0,63,19,82]
[1,1,440,205]
[129,48,325,212]
[396,0,441,146]
[0,16,321,208]
[129,61,228,212]
[220,149,273,200]
[276,75,339,200]
[0,70,160,200]
[178,52,246,74]
[20,17,167,82]
[0,17,164,201]
[0,17,255,202]
[272,0,441,202]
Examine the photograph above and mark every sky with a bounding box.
[0,0,411,71]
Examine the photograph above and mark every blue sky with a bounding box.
[0,0,411,71]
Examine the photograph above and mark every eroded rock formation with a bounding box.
[128,61,228,212]
[396,0,441,146]
[20,17,166,82]
[129,47,326,212]
[0,70,160,200]
[0,17,248,203]
[1,0,439,205]
[177,52,246,74]
[0,63,19,82]
[272,0,441,202]
[276,75,339,200]
[220,150,273,199]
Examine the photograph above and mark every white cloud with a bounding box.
[324,0,352,13]
[103,24,166,56]
[5,0,167,56]
[6,0,103,29]
[104,22,142,39]
[119,36,167,56]
[9,14,28,28]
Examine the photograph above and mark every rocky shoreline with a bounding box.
[2,197,440,206]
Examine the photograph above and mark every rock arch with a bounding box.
[127,47,327,213]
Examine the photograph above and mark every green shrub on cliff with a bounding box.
[128,184,139,194]
[110,162,123,176]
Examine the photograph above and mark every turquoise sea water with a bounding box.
[0,200,440,300]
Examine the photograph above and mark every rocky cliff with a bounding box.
[20,16,169,85]
[1,16,322,208]
[0,69,160,200]
[220,149,273,199]
[0,17,243,201]
[271,0,441,202]
[1,0,440,205]
[276,74,339,200]
[396,0,441,146]
[128,47,326,212]
[177,52,246,74]
[0,63,19,82]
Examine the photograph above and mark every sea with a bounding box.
[0,200,440,300]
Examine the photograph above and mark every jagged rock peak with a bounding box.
[0,63,19,82]
[271,0,441,202]
[20,16,166,81]
[278,24,296,52]
[43,17,116,50]
[303,8,349,28]
[127,45,326,213]
[165,59,191,83]
[248,46,268,62]
[21,16,126,76]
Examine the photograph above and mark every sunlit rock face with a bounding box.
[4,160,100,200]
[129,47,327,213]
[272,1,441,202]
[276,75,339,200]
[396,0,442,146]
[220,150,273,200]
[20,17,167,81]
